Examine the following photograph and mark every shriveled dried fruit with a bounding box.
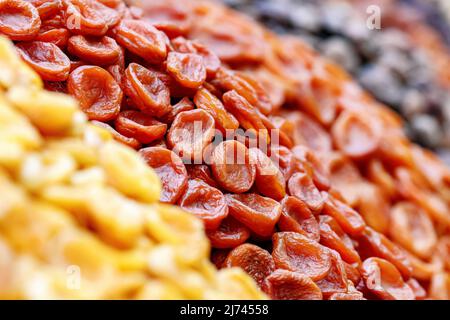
[278,196,319,241]
[226,193,281,237]
[332,111,380,160]
[0,0,41,40]
[167,109,215,161]
[161,97,194,124]
[186,164,218,188]
[16,41,70,81]
[249,147,286,200]
[224,243,275,288]
[262,270,323,300]
[194,87,239,133]
[114,110,167,144]
[390,202,437,260]
[222,90,269,144]
[210,140,256,193]
[206,216,250,249]
[91,120,141,149]
[361,257,415,300]
[179,178,228,230]
[322,194,366,237]
[166,52,206,89]
[67,65,122,121]
[139,147,187,204]
[67,35,120,65]
[358,227,412,280]
[36,28,69,48]
[115,19,167,63]
[288,172,324,214]
[315,250,348,298]
[123,63,170,117]
[319,215,361,264]
[272,232,332,281]
[64,0,120,36]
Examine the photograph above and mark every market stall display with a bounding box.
[0,0,449,300]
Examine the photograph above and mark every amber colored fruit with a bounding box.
[206,216,250,249]
[210,140,256,193]
[67,65,122,121]
[315,250,348,299]
[360,257,415,300]
[166,52,206,89]
[16,41,70,81]
[319,215,361,264]
[114,110,167,144]
[194,87,239,133]
[390,202,437,260]
[288,172,324,214]
[139,147,187,204]
[0,0,41,40]
[186,164,218,188]
[222,90,269,144]
[357,227,412,280]
[36,28,69,48]
[224,243,275,288]
[225,193,281,237]
[262,270,323,300]
[167,109,215,161]
[292,145,330,191]
[407,278,427,300]
[64,0,120,36]
[172,36,220,78]
[272,232,332,281]
[28,0,62,20]
[332,111,380,160]
[115,19,167,63]
[322,194,366,237]
[269,146,298,181]
[288,111,332,154]
[249,147,286,200]
[215,68,272,115]
[123,63,170,117]
[161,97,194,124]
[178,179,228,230]
[278,196,319,241]
[67,35,120,65]
[91,120,141,150]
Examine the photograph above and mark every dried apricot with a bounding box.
[207,216,250,249]
[67,65,122,121]
[194,87,239,133]
[315,250,348,298]
[115,19,167,63]
[288,172,324,214]
[272,232,332,281]
[123,63,170,117]
[167,109,215,162]
[224,243,275,288]
[16,41,70,81]
[249,147,286,200]
[114,110,167,144]
[278,196,319,241]
[361,257,415,300]
[166,52,206,89]
[0,0,41,40]
[262,270,323,300]
[226,193,281,237]
[139,147,187,204]
[67,35,120,65]
[210,140,256,193]
[178,178,228,230]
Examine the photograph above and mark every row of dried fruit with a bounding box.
[0,0,449,299]
[0,35,264,299]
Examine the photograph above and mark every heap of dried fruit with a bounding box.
[0,0,449,299]
[0,35,264,300]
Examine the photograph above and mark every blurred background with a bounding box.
[221,0,450,166]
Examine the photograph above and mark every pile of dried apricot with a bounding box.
[1,0,449,299]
